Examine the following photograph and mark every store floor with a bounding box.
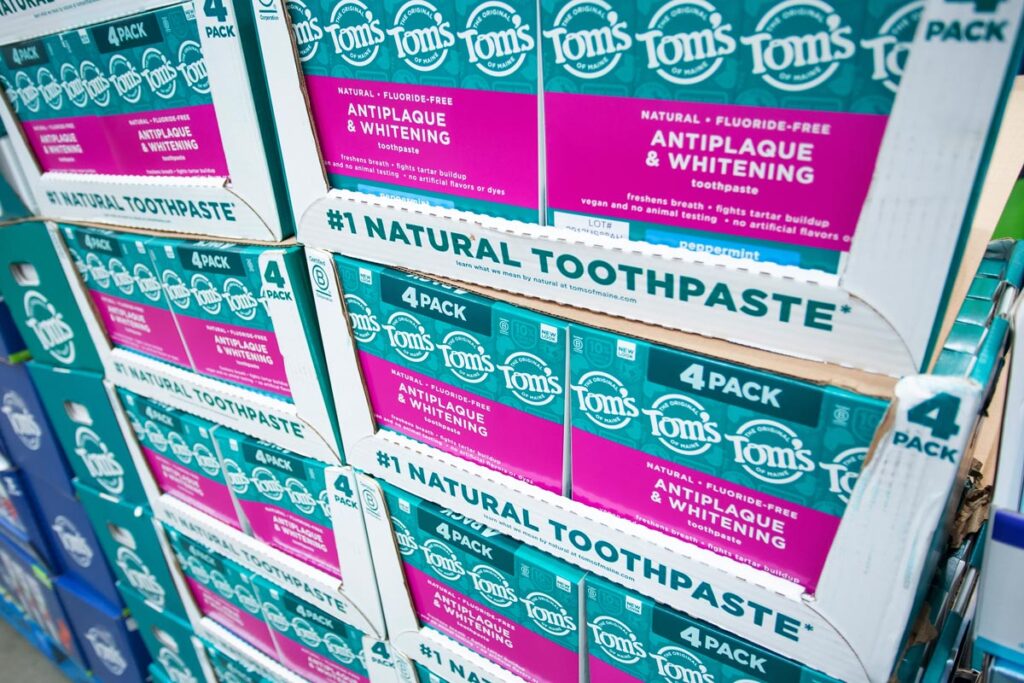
[0,618,72,683]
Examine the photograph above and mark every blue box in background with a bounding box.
[34,487,122,608]
[0,457,58,570]
[0,531,83,669]
[0,359,74,498]
[56,575,150,683]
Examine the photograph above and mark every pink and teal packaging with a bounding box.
[0,3,227,177]
[382,482,583,683]
[0,221,104,373]
[541,0,921,272]
[120,583,208,683]
[204,641,269,683]
[337,254,568,493]
[251,574,369,683]
[293,0,541,221]
[28,363,150,503]
[0,359,74,498]
[165,527,278,658]
[149,239,292,400]
[585,575,838,683]
[213,430,340,578]
[75,481,191,625]
[61,225,190,367]
[118,389,242,530]
[56,575,150,683]
[568,324,887,589]
[34,486,122,608]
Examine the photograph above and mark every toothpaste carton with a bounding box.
[148,239,293,399]
[584,575,837,683]
[540,0,920,272]
[165,527,278,658]
[82,2,229,178]
[75,481,192,624]
[382,482,583,683]
[212,430,339,578]
[61,225,191,367]
[27,362,151,503]
[337,255,568,493]
[118,389,242,530]
[56,576,150,683]
[569,324,887,589]
[293,0,541,221]
[34,487,122,608]
[204,641,268,683]
[251,574,369,683]
[0,359,73,498]
[0,221,104,373]
[0,34,121,174]
[120,584,209,683]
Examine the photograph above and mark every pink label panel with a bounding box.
[105,104,229,177]
[186,578,277,656]
[240,501,341,579]
[90,291,191,366]
[571,430,840,590]
[545,92,889,252]
[405,565,578,683]
[304,75,539,210]
[175,315,290,398]
[589,656,640,683]
[274,632,368,683]
[23,116,120,174]
[360,352,563,494]
[143,448,241,530]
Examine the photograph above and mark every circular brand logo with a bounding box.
[193,443,221,477]
[726,419,815,485]
[744,0,854,92]
[116,547,166,610]
[590,616,646,665]
[167,431,194,465]
[1,391,42,451]
[14,71,40,112]
[499,351,561,406]
[651,645,713,683]
[222,459,250,494]
[523,591,576,637]
[638,0,736,84]
[262,601,290,632]
[36,67,63,110]
[144,420,169,452]
[252,467,284,501]
[324,633,357,664]
[823,446,865,503]
[107,53,142,103]
[51,515,94,568]
[1,75,19,113]
[285,478,317,514]
[643,394,721,456]
[86,627,128,675]
[291,617,322,648]
[318,489,332,517]
[421,538,463,581]
[24,290,76,364]
[572,371,638,430]
[861,0,922,93]
[222,278,259,321]
[439,330,494,383]
[328,0,386,66]
[177,41,210,94]
[210,570,234,599]
[75,426,123,495]
[459,1,533,77]
[469,564,517,608]
[545,0,631,79]
[388,0,455,72]
[344,294,380,343]
[383,311,434,363]
[85,252,111,288]
[288,0,324,62]
[188,556,211,584]
[234,582,260,613]
[109,258,135,295]
[392,518,418,556]
[162,271,192,310]
[141,48,178,98]
[134,264,163,302]
[159,648,198,683]
[192,273,223,315]
[79,61,111,107]
[59,62,88,108]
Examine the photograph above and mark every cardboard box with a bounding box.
[0,0,295,240]
[56,575,150,683]
[0,457,58,569]
[119,388,243,530]
[29,362,153,503]
[75,480,195,625]
[0,357,74,497]
[0,296,27,362]
[261,0,1021,377]
[334,254,569,494]
[120,583,213,683]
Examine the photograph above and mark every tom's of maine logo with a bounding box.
[23,290,76,364]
